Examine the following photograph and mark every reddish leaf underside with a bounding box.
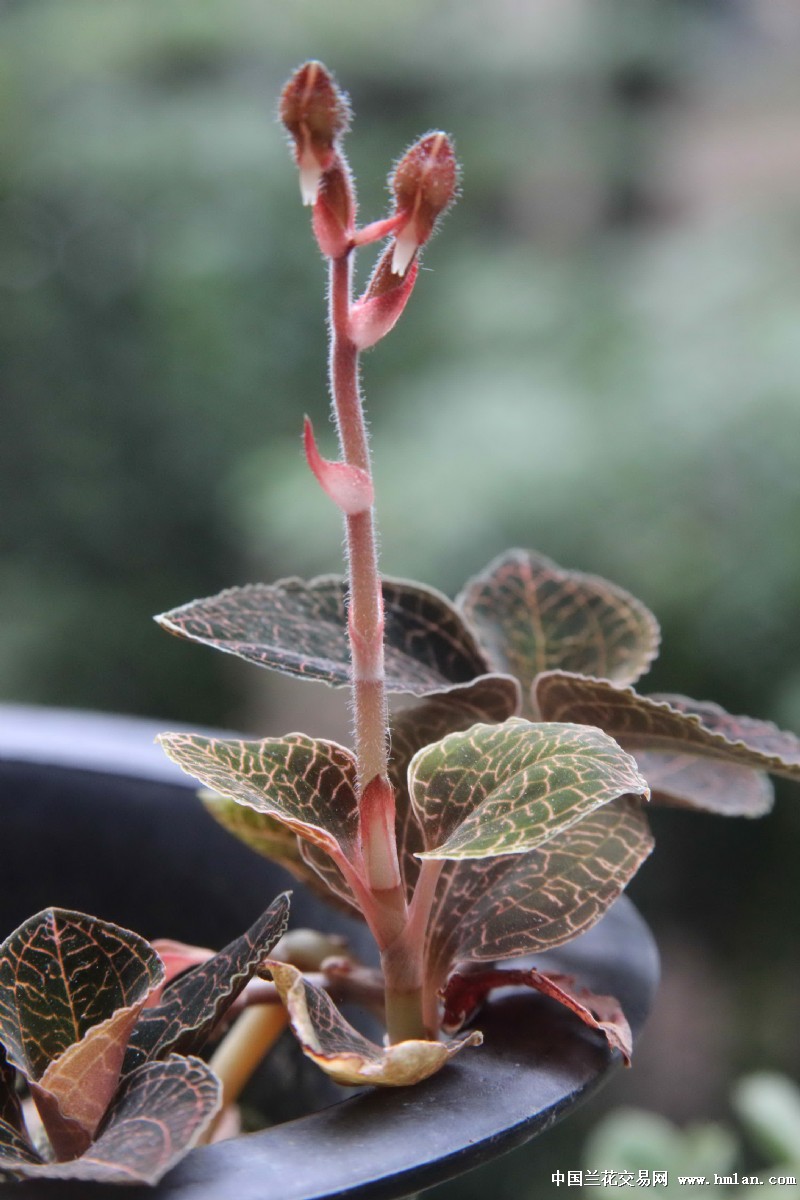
[409,718,649,860]
[266,961,481,1087]
[0,909,164,1158]
[124,892,290,1074]
[156,575,493,696]
[634,750,774,817]
[424,797,654,991]
[442,967,632,1064]
[533,673,800,799]
[12,1056,221,1185]
[457,550,660,710]
[199,790,358,917]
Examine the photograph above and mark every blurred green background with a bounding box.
[2,0,799,1194]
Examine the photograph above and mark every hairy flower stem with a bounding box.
[328,254,413,1033]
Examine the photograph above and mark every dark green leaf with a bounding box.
[424,798,653,989]
[534,672,800,785]
[267,962,481,1087]
[389,676,522,898]
[124,892,290,1073]
[157,575,491,695]
[14,1056,220,1185]
[409,718,649,860]
[457,550,660,710]
[635,751,774,817]
[0,908,163,1084]
[159,732,359,856]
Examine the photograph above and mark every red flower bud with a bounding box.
[312,160,355,259]
[390,132,458,275]
[349,245,418,350]
[280,61,351,205]
[303,417,373,516]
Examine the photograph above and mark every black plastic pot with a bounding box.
[0,706,659,1200]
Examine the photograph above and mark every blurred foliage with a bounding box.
[580,1073,800,1198]
[2,0,800,1193]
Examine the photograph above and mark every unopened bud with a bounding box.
[349,245,418,350]
[303,417,373,515]
[280,61,351,206]
[390,132,457,275]
[312,161,355,259]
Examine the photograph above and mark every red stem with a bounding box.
[328,255,405,921]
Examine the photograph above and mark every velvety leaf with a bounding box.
[156,575,491,695]
[409,718,649,860]
[200,789,357,915]
[635,750,774,817]
[0,909,164,1156]
[442,967,632,1063]
[267,961,481,1087]
[158,732,359,857]
[0,908,163,1083]
[534,673,800,784]
[14,1056,221,1184]
[389,676,522,899]
[457,550,660,710]
[425,798,654,990]
[124,893,290,1073]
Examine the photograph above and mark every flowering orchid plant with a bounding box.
[5,60,798,1186]
[154,62,800,1091]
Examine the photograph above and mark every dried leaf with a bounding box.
[158,732,359,857]
[442,967,632,1063]
[267,961,481,1087]
[534,673,800,786]
[457,550,660,710]
[635,751,774,817]
[124,893,290,1073]
[389,676,522,898]
[156,575,490,696]
[14,1056,220,1184]
[425,798,654,988]
[409,718,649,860]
